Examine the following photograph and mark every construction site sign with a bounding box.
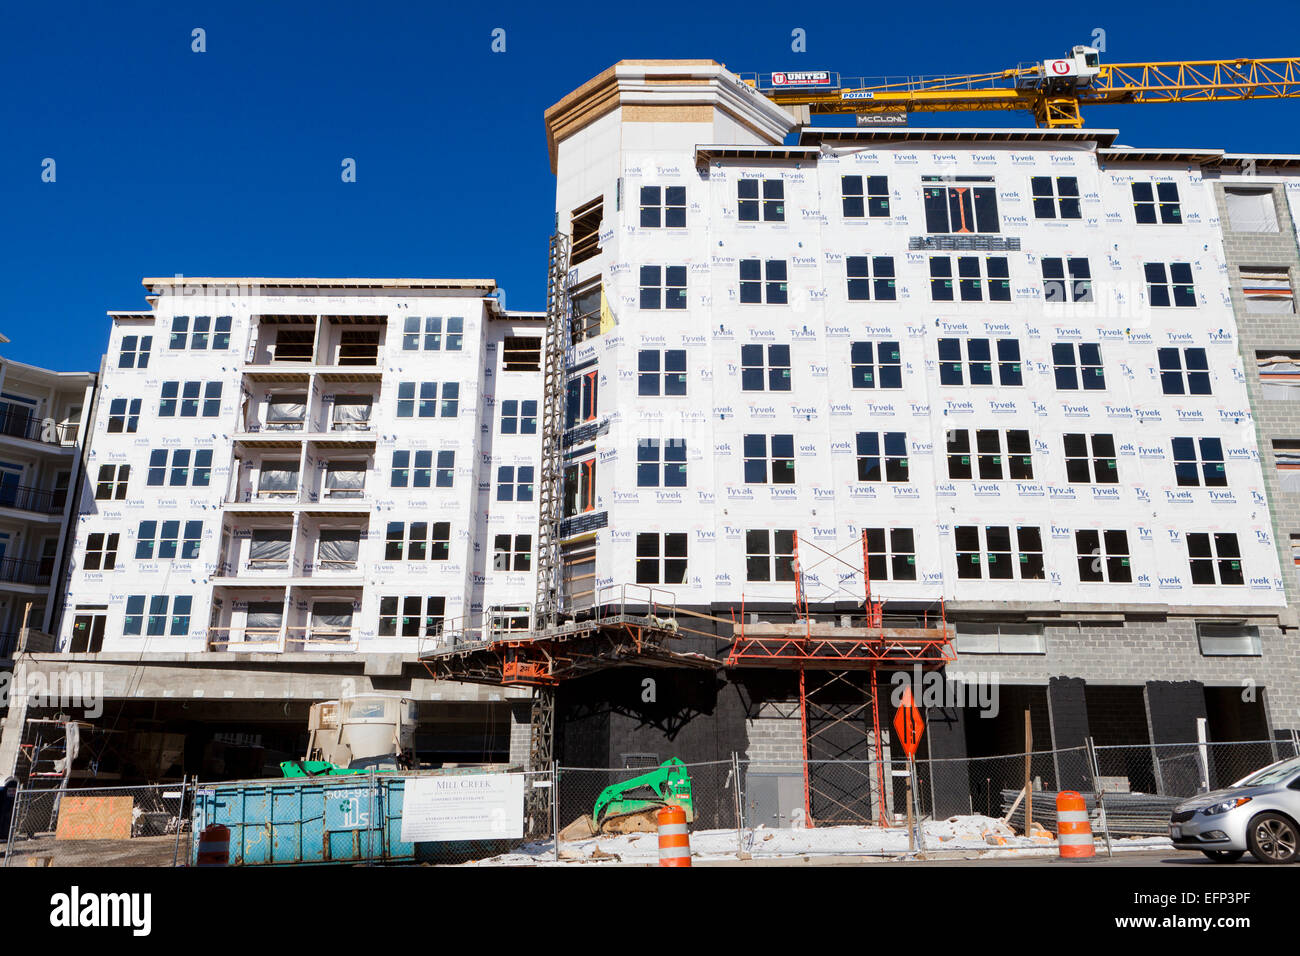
[893,687,925,759]
[400,773,525,843]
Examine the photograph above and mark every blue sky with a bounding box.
[3,0,1297,372]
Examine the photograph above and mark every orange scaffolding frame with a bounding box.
[727,530,954,826]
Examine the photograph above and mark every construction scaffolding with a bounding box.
[726,531,954,826]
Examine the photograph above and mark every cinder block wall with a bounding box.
[1214,181,1300,606]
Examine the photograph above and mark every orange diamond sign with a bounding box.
[893,686,925,759]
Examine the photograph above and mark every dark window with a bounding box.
[841,175,889,219]
[1063,433,1118,484]
[739,259,788,305]
[639,266,688,310]
[1132,181,1181,224]
[118,334,152,369]
[107,398,141,434]
[637,350,687,396]
[1076,529,1132,583]
[850,340,902,389]
[1042,257,1092,303]
[856,431,909,482]
[1031,176,1081,219]
[565,371,599,428]
[1158,347,1211,395]
[1187,532,1243,585]
[847,256,897,301]
[640,185,686,228]
[862,527,917,581]
[635,532,687,584]
[1053,342,1105,390]
[922,179,999,234]
[930,256,1009,302]
[745,529,797,582]
[743,434,795,484]
[1172,436,1227,488]
[738,178,785,222]
[83,532,119,571]
[95,464,129,500]
[1146,262,1197,308]
[637,439,687,488]
[740,344,792,391]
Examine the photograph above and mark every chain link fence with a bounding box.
[3,782,192,867]
[2,770,556,867]
[3,737,1296,865]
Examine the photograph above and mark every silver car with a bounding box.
[1169,755,1300,863]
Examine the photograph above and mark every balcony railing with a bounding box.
[207,625,358,653]
[0,408,77,446]
[0,630,17,658]
[0,484,66,515]
[0,557,52,586]
[228,487,368,505]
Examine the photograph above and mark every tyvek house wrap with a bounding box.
[570,140,1284,609]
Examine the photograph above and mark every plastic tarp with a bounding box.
[258,462,299,494]
[249,530,291,563]
[324,462,366,498]
[1225,188,1279,233]
[1246,298,1295,315]
[245,602,284,629]
[266,395,306,429]
[332,395,373,430]
[318,529,360,565]
[1258,356,1300,400]
[311,603,354,639]
[1276,452,1300,492]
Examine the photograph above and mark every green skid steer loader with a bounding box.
[591,759,695,830]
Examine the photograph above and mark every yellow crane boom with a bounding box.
[749,50,1300,127]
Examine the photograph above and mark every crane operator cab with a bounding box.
[1027,46,1102,92]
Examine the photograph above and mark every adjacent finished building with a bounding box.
[0,353,94,655]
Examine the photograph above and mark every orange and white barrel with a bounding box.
[1055,791,1095,859]
[656,805,691,867]
[196,823,231,866]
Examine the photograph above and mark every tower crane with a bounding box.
[744,47,1300,127]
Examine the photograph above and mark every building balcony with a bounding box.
[211,560,364,582]
[0,557,52,587]
[0,408,78,450]
[206,625,358,653]
[225,486,371,509]
[0,484,66,517]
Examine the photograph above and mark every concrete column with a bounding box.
[0,660,31,779]
[1047,676,1092,791]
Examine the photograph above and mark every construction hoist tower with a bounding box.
[529,231,570,787]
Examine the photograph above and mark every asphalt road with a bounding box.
[912,849,1283,867]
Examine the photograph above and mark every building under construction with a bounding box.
[432,56,1300,823]
[6,55,1300,825]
